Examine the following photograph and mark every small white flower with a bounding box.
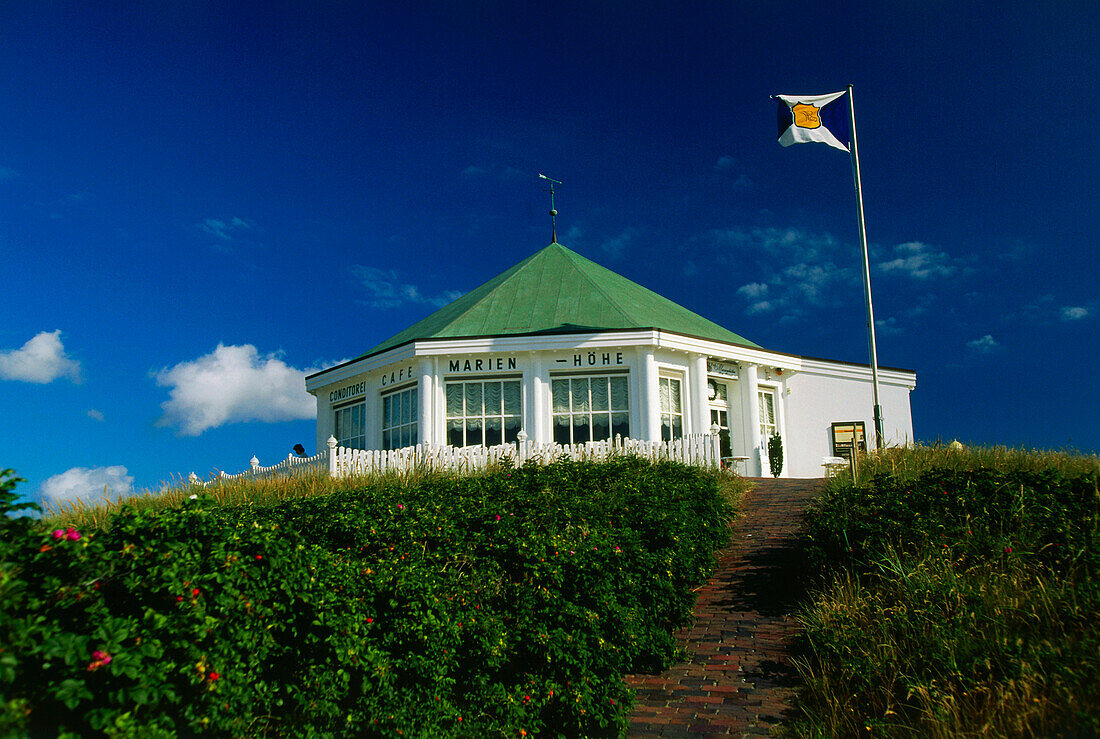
[189,494,198,500]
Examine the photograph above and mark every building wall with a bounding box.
[783,363,915,477]
[308,335,915,478]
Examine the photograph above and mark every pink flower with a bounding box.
[493,515,501,522]
[397,504,404,510]
[87,649,112,671]
[52,529,65,540]
[65,528,81,541]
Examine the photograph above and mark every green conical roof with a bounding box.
[361,242,759,357]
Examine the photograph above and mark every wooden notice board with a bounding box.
[831,421,867,458]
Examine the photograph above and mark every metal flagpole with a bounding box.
[846,84,885,450]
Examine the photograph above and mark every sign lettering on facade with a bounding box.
[552,352,625,367]
[329,381,366,404]
[379,365,415,388]
[707,360,739,379]
[447,356,518,373]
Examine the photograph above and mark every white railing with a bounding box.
[191,433,723,485]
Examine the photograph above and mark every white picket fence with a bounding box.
[192,433,723,485]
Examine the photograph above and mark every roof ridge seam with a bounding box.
[558,248,639,324]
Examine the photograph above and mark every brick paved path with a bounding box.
[624,477,825,737]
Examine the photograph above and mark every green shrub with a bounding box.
[787,446,1100,737]
[1,459,741,736]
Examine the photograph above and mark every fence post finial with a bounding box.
[327,435,339,478]
[250,456,260,472]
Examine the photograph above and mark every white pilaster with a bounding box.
[526,353,547,444]
[742,363,761,476]
[364,379,381,450]
[417,357,433,446]
[636,346,660,442]
[690,354,709,435]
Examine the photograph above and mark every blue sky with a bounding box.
[2,2,1096,508]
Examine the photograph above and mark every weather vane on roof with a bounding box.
[538,173,562,243]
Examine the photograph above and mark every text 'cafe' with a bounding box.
[306,242,916,477]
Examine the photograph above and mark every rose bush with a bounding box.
[1,459,740,736]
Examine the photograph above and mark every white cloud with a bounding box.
[154,344,318,436]
[600,229,637,260]
[0,330,83,384]
[737,282,769,299]
[713,228,856,318]
[352,265,462,310]
[38,465,134,508]
[967,334,999,353]
[87,409,105,421]
[198,217,254,241]
[1061,306,1090,321]
[875,317,902,336]
[878,241,958,280]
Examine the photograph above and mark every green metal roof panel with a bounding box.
[361,243,759,357]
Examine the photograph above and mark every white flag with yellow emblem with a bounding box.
[775,91,851,152]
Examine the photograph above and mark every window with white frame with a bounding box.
[708,379,732,459]
[446,379,522,447]
[659,376,684,441]
[758,388,778,443]
[382,386,418,450]
[334,402,366,450]
[551,374,629,445]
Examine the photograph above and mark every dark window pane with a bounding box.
[504,416,520,443]
[592,413,610,442]
[612,413,629,439]
[447,420,463,447]
[572,416,590,444]
[553,416,571,445]
[485,418,502,446]
[466,419,482,447]
[661,417,671,442]
[410,423,418,447]
[672,415,683,440]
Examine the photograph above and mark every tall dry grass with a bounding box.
[785,444,1099,738]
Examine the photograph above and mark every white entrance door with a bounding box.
[707,379,733,462]
[758,388,779,474]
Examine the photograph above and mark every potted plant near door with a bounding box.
[767,433,783,478]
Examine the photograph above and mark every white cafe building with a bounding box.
[305,242,916,477]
